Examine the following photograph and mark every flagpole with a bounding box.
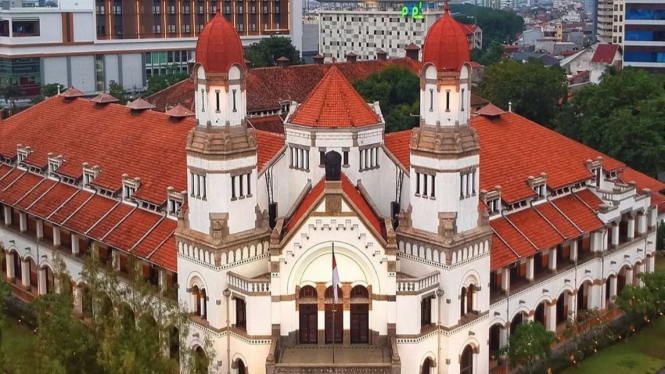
[332,242,336,368]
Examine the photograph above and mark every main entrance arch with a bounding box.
[298,285,318,344]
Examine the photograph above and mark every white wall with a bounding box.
[72,12,94,42]
[42,56,68,86]
[119,53,144,90]
[69,55,95,93]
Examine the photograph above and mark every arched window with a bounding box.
[467,284,475,313]
[299,285,317,301]
[460,345,474,374]
[350,285,369,299]
[460,286,467,317]
[191,285,201,316]
[421,357,434,374]
[200,288,208,320]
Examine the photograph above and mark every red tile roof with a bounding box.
[574,188,604,211]
[86,203,134,240]
[422,8,470,71]
[491,218,537,258]
[195,12,245,74]
[384,131,411,170]
[15,178,56,211]
[133,219,177,259]
[249,115,285,134]
[103,209,162,250]
[149,236,177,271]
[285,175,384,237]
[534,202,581,239]
[147,58,421,113]
[255,130,285,172]
[591,44,619,64]
[475,103,506,117]
[461,24,478,36]
[65,195,119,234]
[506,207,563,250]
[289,66,381,128]
[472,112,624,203]
[551,193,603,233]
[0,97,193,205]
[620,167,665,213]
[2,172,42,205]
[26,183,79,219]
[50,190,94,225]
[490,234,519,270]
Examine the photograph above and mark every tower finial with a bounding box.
[444,0,450,12]
[216,0,221,13]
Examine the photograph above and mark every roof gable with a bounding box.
[288,66,381,128]
[591,44,619,63]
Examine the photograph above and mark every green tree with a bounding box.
[657,222,665,252]
[452,4,524,47]
[108,80,127,104]
[244,36,302,68]
[616,271,665,316]
[472,41,504,66]
[32,83,66,104]
[2,84,24,115]
[554,68,665,177]
[478,59,568,127]
[143,71,190,97]
[0,275,11,370]
[499,321,557,372]
[353,65,420,132]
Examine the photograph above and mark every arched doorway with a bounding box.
[489,323,503,356]
[556,292,567,327]
[191,346,208,374]
[535,301,546,326]
[350,285,369,344]
[28,257,37,291]
[577,281,590,313]
[168,327,180,362]
[324,285,342,344]
[605,276,614,305]
[298,285,318,344]
[11,252,21,283]
[510,312,524,334]
[618,266,630,295]
[421,357,434,374]
[460,345,474,374]
[236,359,247,374]
[119,303,135,331]
[42,265,55,294]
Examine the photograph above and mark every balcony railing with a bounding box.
[597,183,635,202]
[228,271,271,295]
[396,271,439,294]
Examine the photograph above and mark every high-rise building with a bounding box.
[623,0,665,71]
[0,0,302,99]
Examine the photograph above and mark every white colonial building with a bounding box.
[0,2,663,374]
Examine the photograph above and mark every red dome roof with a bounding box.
[422,6,470,72]
[195,12,245,74]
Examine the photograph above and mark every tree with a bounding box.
[143,70,189,97]
[554,68,665,177]
[499,321,557,373]
[0,275,11,370]
[471,41,504,66]
[244,36,302,68]
[451,4,524,47]
[616,271,665,317]
[108,80,127,104]
[32,83,66,104]
[353,65,420,132]
[657,222,665,252]
[2,84,23,115]
[478,59,568,127]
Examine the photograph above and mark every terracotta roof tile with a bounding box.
[289,66,381,128]
[490,218,537,257]
[86,203,134,240]
[14,178,56,210]
[0,97,192,205]
[148,236,177,272]
[165,104,194,118]
[551,193,603,233]
[285,178,325,232]
[0,169,25,192]
[195,13,245,74]
[574,188,604,211]
[249,115,285,134]
[506,207,563,250]
[50,190,94,224]
[472,112,624,203]
[133,219,177,259]
[103,209,162,251]
[384,130,411,170]
[422,9,470,71]
[620,167,665,213]
[476,103,506,117]
[255,130,284,172]
[1,172,42,205]
[147,58,421,113]
[26,183,79,219]
[534,202,581,239]
[64,195,119,234]
[490,234,519,270]
[341,174,383,235]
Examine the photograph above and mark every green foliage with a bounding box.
[498,320,557,371]
[353,65,420,132]
[451,4,524,47]
[143,68,190,97]
[554,68,665,177]
[0,277,10,369]
[2,84,23,115]
[478,59,568,127]
[472,41,504,66]
[616,271,665,316]
[108,80,127,105]
[245,36,302,68]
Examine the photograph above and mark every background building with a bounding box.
[0,0,302,99]
[318,0,443,61]
[623,0,665,71]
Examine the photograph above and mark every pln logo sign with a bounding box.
[401,2,433,20]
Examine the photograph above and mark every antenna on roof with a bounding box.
[508,101,512,112]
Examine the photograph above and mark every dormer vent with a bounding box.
[476,103,506,119]
[122,174,141,200]
[16,144,31,165]
[276,56,290,67]
[60,87,86,100]
[126,98,156,112]
[165,104,195,122]
[480,185,502,216]
[166,186,186,217]
[83,162,101,187]
[527,172,547,199]
[585,156,603,188]
[47,153,64,174]
[90,93,119,105]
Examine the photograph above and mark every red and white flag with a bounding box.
[332,243,340,304]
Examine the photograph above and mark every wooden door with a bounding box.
[325,304,342,344]
[350,304,369,344]
[299,305,317,344]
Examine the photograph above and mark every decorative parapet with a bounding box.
[228,271,271,295]
[396,271,439,295]
[597,181,636,202]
